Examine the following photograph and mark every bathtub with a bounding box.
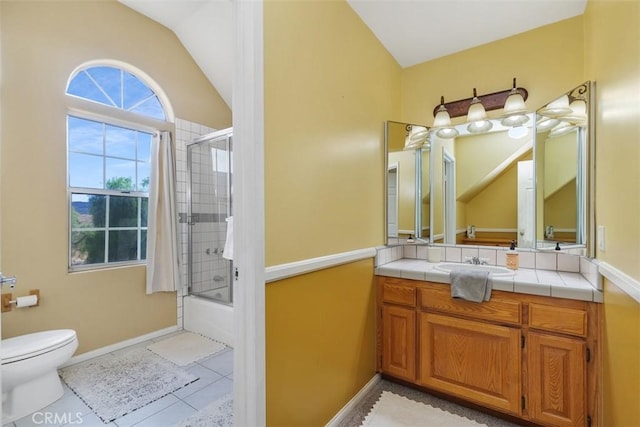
[183,295,234,347]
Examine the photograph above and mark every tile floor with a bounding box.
[3,331,233,427]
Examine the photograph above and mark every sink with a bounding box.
[434,262,514,277]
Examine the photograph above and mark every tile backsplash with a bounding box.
[375,244,601,290]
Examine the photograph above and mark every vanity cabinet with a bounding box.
[377,277,601,427]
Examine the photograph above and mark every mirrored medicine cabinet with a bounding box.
[385,81,594,257]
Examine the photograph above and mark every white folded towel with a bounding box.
[222,216,234,261]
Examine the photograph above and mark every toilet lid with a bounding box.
[2,329,77,364]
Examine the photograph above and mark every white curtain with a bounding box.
[146,131,181,294]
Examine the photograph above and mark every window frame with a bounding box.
[65,62,172,272]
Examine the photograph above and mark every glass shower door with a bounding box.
[187,130,233,304]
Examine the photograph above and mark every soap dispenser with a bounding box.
[506,240,519,270]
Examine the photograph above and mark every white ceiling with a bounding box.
[119,0,586,108]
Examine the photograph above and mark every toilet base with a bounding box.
[2,370,65,424]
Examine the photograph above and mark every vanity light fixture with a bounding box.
[404,124,429,150]
[432,96,459,139]
[431,81,529,135]
[466,88,493,133]
[548,121,576,138]
[536,116,560,132]
[539,94,572,117]
[500,78,530,127]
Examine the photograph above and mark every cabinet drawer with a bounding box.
[382,282,416,307]
[529,303,587,337]
[419,286,521,325]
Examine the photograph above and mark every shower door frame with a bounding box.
[186,127,233,304]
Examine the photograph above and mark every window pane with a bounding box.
[141,198,148,227]
[130,96,166,120]
[109,196,138,227]
[71,193,106,228]
[108,230,138,262]
[71,230,105,265]
[137,161,150,192]
[67,72,112,106]
[106,125,136,159]
[141,230,147,260]
[138,132,152,161]
[105,159,136,190]
[123,72,154,111]
[69,153,104,189]
[86,66,122,108]
[68,116,104,155]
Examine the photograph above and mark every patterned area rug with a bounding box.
[339,380,519,427]
[147,332,227,366]
[59,347,199,423]
[176,393,233,427]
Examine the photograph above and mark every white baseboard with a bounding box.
[325,373,381,427]
[62,325,179,367]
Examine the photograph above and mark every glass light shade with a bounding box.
[467,98,487,122]
[539,94,572,117]
[433,107,452,128]
[404,125,428,150]
[564,98,587,126]
[549,121,576,138]
[403,138,423,150]
[536,117,560,132]
[435,127,459,139]
[432,103,458,139]
[467,119,493,134]
[503,89,527,115]
[501,113,530,127]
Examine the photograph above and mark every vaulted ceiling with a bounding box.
[119,0,586,108]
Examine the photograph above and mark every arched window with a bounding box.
[66,63,170,270]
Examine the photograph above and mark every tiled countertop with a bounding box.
[375,259,603,303]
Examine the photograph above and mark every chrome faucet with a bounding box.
[465,256,488,265]
[0,272,17,288]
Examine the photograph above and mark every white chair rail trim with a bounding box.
[265,247,377,283]
[599,261,640,304]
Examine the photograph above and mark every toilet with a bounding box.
[1,329,78,424]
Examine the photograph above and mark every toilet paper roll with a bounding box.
[15,295,38,308]
[427,247,442,263]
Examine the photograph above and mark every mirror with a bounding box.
[385,81,594,255]
[429,119,535,247]
[535,81,592,253]
[385,121,430,242]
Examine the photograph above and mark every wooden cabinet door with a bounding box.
[528,332,586,427]
[381,305,416,381]
[418,312,521,415]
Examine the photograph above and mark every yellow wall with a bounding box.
[264,0,400,266]
[266,260,376,426]
[401,16,585,126]
[264,0,399,425]
[584,1,640,425]
[0,1,231,353]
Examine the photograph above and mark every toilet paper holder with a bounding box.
[2,289,40,312]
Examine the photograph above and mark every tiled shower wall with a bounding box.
[175,118,231,327]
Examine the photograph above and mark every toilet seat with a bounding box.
[2,329,77,364]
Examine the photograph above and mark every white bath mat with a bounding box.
[59,347,198,423]
[147,332,226,366]
[361,391,488,427]
[175,393,233,427]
